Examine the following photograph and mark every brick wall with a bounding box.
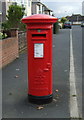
[0,30,19,68]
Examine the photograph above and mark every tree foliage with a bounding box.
[2,4,25,30]
[61,17,68,24]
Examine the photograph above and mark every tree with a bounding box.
[3,4,25,29]
[61,17,68,24]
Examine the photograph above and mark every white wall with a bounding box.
[36,4,39,14]
[27,0,32,16]
[36,4,43,14]
[73,22,81,25]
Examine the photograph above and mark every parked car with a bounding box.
[81,22,84,27]
[63,22,72,29]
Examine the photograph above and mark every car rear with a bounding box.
[81,22,84,27]
[63,22,72,29]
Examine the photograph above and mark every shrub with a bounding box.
[0,32,8,39]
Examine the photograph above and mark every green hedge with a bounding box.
[53,22,59,34]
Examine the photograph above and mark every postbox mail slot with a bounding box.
[32,34,46,38]
[32,34,46,39]
[31,32,48,40]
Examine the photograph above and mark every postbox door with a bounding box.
[28,29,52,96]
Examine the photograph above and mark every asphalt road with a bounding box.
[2,26,82,119]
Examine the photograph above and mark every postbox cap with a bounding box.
[22,14,58,24]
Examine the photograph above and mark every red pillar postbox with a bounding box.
[22,14,58,104]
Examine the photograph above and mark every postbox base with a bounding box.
[28,94,53,104]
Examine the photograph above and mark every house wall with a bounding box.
[44,11,49,15]
[2,2,6,22]
[36,4,40,14]
[67,15,84,22]
[0,1,2,23]
[27,0,32,16]
[32,3,36,14]
[32,1,53,15]
[40,4,43,14]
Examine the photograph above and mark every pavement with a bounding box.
[0,69,2,120]
[71,26,82,118]
[2,26,82,119]
[82,27,84,119]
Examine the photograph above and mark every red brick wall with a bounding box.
[0,36,19,68]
